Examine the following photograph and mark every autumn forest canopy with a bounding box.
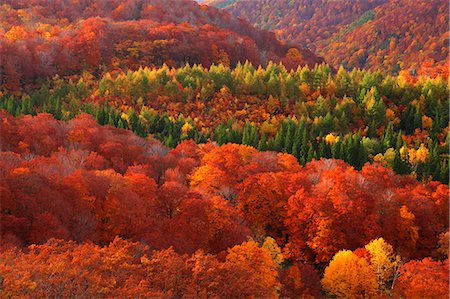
[0,0,449,298]
[210,0,448,76]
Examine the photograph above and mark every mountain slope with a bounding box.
[210,0,448,74]
[322,0,448,74]
[0,0,323,91]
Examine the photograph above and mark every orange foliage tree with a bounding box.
[393,258,449,299]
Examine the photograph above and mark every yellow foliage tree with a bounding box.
[181,122,193,137]
[414,144,429,163]
[399,146,409,158]
[4,25,28,42]
[365,238,402,290]
[408,144,429,170]
[322,250,378,298]
[325,133,338,145]
[422,115,433,129]
[383,148,396,167]
[373,153,386,166]
[262,237,284,267]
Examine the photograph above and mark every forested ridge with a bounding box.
[211,0,449,75]
[0,0,449,298]
[0,0,322,90]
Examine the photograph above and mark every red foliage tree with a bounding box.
[393,258,449,299]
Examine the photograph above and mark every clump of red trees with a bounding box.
[0,111,448,297]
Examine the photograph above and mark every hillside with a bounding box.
[0,1,449,298]
[2,62,448,183]
[211,0,449,74]
[1,110,449,297]
[0,0,323,91]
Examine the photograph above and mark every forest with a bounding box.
[0,0,322,90]
[1,111,448,297]
[212,0,448,75]
[0,0,449,298]
[2,63,448,183]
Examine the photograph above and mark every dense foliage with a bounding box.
[0,0,322,91]
[212,0,449,75]
[2,62,448,183]
[1,112,448,297]
[0,0,448,297]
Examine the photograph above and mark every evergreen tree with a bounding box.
[284,122,294,153]
[242,123,259,148]
[413,105,422,130]
[300,127,309,161]
[95,105,105,125]
[307,146,315,162]
[117,118,126,129]
[258,132,267,151]
[292,124,303,159]
[382,123,394,150]
[393,151,411,175]
[129,110,140,133]
[395,130,404,150]
[164,135,175,148]
[439,158,449,184]
[230,128,242,144]
[331,140,341,159]
[108,113,116,127]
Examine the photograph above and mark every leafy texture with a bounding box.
[213,0,448,74]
